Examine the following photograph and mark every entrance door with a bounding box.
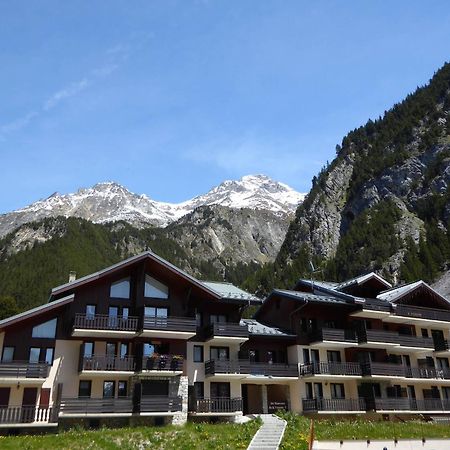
[22,387,38,423]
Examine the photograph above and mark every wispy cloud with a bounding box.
[183,134,324,187]
[0,34,148,139]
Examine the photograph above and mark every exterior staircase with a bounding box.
[247,414,287,450]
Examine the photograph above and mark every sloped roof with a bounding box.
[377,280,450,305]
[337,272,392,291]
[201,281,261,303]
[272,289,356,306]
[241,319,296,337]
[0,294,74,331]
[51,251,223,300]
[296,279,360,302]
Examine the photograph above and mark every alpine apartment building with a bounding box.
[1,251,450,431]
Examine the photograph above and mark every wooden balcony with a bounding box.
[308,328,358,348]
[0,361,49,380]
[358,329,434,351]
[140,355,184,374]
[300,361,362,377]
[0,406,55,425]
[248,361,299,378]
[141,316,197,339]
[139,396,182,413]
[205,359,250,377]
[193,398,243,414]
[201,322,249,343]
[391,304,450,325]
[79,355,135,373]
[302,398,366,413]
[361,361,406,378]
[59,397,133,416]
[405,366,450,380]
[72,314,139,338]
[395,334,434,350]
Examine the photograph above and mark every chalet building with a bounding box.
[1,252,450,430]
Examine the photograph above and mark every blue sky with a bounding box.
[1,1,449,213]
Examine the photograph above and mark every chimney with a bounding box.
[69,271,77,283]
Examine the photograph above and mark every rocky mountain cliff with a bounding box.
[0,175,304,237]
[274,62,450,286]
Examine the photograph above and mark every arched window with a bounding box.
[144,275,168,299]
[32,318,57,339]
[110,278,130,299]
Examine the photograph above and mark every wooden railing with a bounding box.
[80,355,135,372]
[201,322,249,340]
[0,361,49,378]
[373,398,411,411]
[302,398,366,412]
[395,304,450,323]
[300,361,362,377]
[358,329,434,349]
[139,396,182,412]
[396,334,434,349]
[74,314,138,331]
[194,397,242,413]
[405,366,450,380]
[60,397,133,415]
[308,328,357,344]
[248,361,299,377]
[143,316,197,332]
[141,355,184,372]
[361,361,406,377]
[0,406,54,424]
[205,359,250,375]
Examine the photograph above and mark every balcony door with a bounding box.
[210,382,230,398]
[210,347,229,361]
[108,307,118,328]
[0,387,10,407]
[21,387,38,423]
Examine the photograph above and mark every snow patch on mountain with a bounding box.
[0,175,305,237]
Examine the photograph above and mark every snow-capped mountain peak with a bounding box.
[0,175,305,237]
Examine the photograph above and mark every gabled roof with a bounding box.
[201,281,261,304]
[0,294,74,331]
[51,251,223,300]
[295,279,360,302]
[272,289,357,306]
[337,272,392,291]
[241,319,296,338]
[377,280,450,306]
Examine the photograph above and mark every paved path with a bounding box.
[247,414,287,450]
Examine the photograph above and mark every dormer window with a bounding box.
[110,278,130,299]
[144,275,168,299]
[32,318,57,339]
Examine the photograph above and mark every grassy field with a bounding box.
[277,412,450,450]
[0,421,260,450]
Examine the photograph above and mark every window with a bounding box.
[327,351,341,363]
[311,350,320,363]
[120,343,129,358]
[331,383,345,399]
[144,275,168,299]
[29,347,40,363]
[305,382,313,399]
[78,380,92,398]
[106,343,116,357]
[210,382,230,398]
[103,381,115,398]
[144,307,168,318]
[303,349,310,364]
[32,318,57,339]
[194,382,204,399]
[421,328,429,338]
[45,348,54,365]
[313,383,323,399]
[143,343,155,357]
[86,305,96,319]
[118,381,127,397]
[110,278,130,299]
[122,307,129,319]
[83,342,94,357]
[210,347,229,360]
[193,346,204,363]
[210,314,227,324]
[1,347,14,362]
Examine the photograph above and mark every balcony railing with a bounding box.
[248,361,299,377]
[395,304,450,323]
[60,397,134,415]
[194,397,242,413]
[405,366,450,380]
[302,398,366,412]
[80,355,135,372]
[201,322,249,340]
[308,328,357,344]
[143,316,197,333]
[205,359,250,376]
[0,361,49,379]
[139,396,182,412]
[358,329,434,349]
[0,406,54,424]
[74,314,138,332]
[361,361,406,377]
[300,361,362,377]
[373,398,411,411]
[141,355,184,372]
[435,339,450,352]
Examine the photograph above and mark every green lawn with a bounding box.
[277,412,450,450]
[0,421,260,450]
